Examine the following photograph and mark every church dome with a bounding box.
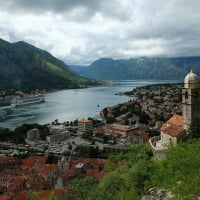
[184,70,200,88]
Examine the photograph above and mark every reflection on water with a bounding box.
[0,79,180,129]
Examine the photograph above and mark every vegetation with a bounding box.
[61,138,200,200]
[188,116,200,138]
[28,190,60,200]
[26,117,200,200]
[78,57,200,81]
[0,38,101,91]
[0,123,50,143]
[67,176,98,200]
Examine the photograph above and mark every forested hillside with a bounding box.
[0,39,99,91]
[76,57,200,81]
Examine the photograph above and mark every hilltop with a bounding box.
[0,39,99,91]
[70,57,200,81]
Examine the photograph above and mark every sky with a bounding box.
[0,0,200,65]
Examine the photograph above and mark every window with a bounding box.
[185,91,188,99]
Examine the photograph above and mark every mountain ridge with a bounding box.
[0,39,98,91]
[71,57,200,81]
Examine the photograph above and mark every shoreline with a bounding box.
[0,80,181,130]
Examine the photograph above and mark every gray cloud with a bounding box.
[1,0,103,20]
[0,0,200,65]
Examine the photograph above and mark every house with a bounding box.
[160,115,185,146]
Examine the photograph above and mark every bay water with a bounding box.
[0,80,180,129]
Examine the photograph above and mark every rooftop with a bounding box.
[166,114,183,126]
[38,164,57,175]
[79,119,92,123]
[184,70,200,89]
[161,123,185,137]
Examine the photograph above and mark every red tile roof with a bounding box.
[79,119,92,123]
[62,158,107,181]
[161,123,185,137]
[161,114,185,137]
[38,156,47,165]
[21,157,35,167]
[38,164,57,175]
[167,114,183,126]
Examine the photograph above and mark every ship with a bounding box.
[11,92,45,107]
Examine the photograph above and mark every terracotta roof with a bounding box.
[38,156,47,165]
[38,164,57,175]
[167,114,183,126]
[21,157,35,167]
[13,190,29,200]
[62,158,107,181]
[79,119,92,123]
[161,123,185,137]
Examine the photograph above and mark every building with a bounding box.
[160,114,185,146]
[149,114,186,159]
[0,156,21,169]
[150,70,200,157]
[182,70,200,131]
[27,128,40,141]
[47,124,69,144]
[78,119,93,133]
[94,123,136,137]
[38,164,58,182]
[46,133,67,144]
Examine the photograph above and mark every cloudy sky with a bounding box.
[0,0,200,65]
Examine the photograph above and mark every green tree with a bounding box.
[189,116,200,138]
[71,176,98,200]
[94,173,126,200]
[139,111,150,124]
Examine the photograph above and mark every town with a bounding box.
[0,79,185,200]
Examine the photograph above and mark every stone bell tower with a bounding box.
[182,70,200,131]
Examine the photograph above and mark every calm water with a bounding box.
[0,80,180,129]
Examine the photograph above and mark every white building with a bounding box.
[47,124,69,144]
[78,119,93,133]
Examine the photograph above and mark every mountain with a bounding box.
[0,39,98,91]
[78,57,200,81]
[68,65,87,74]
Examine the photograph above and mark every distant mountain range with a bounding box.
[1,37,200,91]
[70,57,200,81]
[0,39,98,91]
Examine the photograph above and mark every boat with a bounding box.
[11,93,45,107]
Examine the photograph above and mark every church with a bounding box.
[150,70,200,156]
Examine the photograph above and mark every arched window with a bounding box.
[185,91,188,99]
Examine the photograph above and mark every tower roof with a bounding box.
[184,70,199,89]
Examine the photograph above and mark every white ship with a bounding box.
[11,93,45,107]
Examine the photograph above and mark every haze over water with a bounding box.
[0,80,180,129]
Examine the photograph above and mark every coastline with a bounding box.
[0,80,181,129]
